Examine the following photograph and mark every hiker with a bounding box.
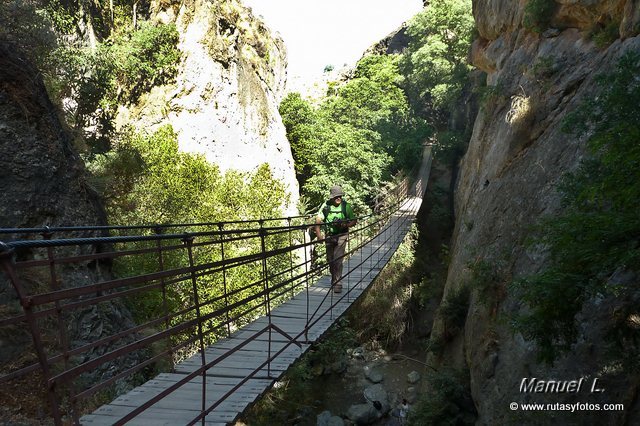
[314,185,357,293]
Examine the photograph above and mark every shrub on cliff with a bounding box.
[523,0,556,33]
[110,22,181,102]
[48,21,180,151]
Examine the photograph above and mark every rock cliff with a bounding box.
[117,0,299,212]
[430,0,640,423]
[0,45,107,235]
[0,40,140,408]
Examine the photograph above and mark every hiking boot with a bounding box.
[333,284,342,293]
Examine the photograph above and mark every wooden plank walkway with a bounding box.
[81,196,424,425]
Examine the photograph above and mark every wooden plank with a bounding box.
[181,343,303,360]
[81,411,228,426]
[201,339,306,354]
[84,403,239,425]
[151,373,272,386]
[177,353,301,367]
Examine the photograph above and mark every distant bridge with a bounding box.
[0,148,431,425]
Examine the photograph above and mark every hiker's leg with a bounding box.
[325,237,337,285]
[333,234,348,289]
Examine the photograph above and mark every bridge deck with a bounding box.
[81,197,422,425]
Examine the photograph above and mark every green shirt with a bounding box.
[316,200,356,235]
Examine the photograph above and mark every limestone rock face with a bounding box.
[118,0,298,213]
[431,1,640,424]
[553,0,627,31]
[475,0,639,40]
[473,0,525,40]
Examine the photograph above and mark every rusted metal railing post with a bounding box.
[154,226,174,370]
[258,220,272,377]
[0,242,63,425]
[182,235,207,425]
[41,228,80,424]
[287,217,294,298]
[218,223,231,337]
[302,226,310,342]
[346,222,351,303]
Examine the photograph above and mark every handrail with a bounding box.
[0,173,417,425]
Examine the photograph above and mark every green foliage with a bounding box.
[88,125,291,329]
[425,333,446,356]
[43,0,78,34]
[320,54,429,174]
[46,45,115,149]
[409,368,476,425]
[91,125,289,225]
[244,320,356,424]
[523,0,556,33]
[401,0,474,112]
[278,93,317,187]
[590,20,620,48]
[530,56,557,81]
[432,130,468,164]
[0,1,58,68]
[476,81,507,111]
[414,275,443,310]
[512,53,640,363]
[44,21,180,152]
[302,123,391,213]
[280,54,429,211]
[440,285,470,333]
[468,259,504,308]
[351,225,418,345]
[305,320,357,367]
[111,22,181,101]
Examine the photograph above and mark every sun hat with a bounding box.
[329,185,344,199]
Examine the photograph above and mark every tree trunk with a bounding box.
[133,1,138,29]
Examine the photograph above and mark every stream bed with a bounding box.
[263,338,427,425]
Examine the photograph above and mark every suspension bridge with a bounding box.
[0,148,431,425]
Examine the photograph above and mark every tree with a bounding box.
[320,54,429,174]
[279,92,317,187]
[401,0,474,113]
[303,123,391,212]
[280,54,429,211]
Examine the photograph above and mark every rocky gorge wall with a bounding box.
[0,40,141,403]
[429,0,640,423]
[117,0,299,213]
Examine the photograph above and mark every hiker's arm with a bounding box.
[315,216,324,241]
[344,205,357,228]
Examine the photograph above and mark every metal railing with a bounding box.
[0,179,413,425]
